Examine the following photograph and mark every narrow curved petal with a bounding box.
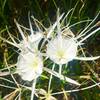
[0,36,19,48]
[77,12,100,37]
[14,19,27,43]
[43,67,80,86]
[79,27,100,43]
[75,56,100,61]
[47,13,64,38]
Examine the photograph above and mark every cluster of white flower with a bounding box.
[1,11,99,85]
[15,11,100,83]
[13,19,44,81]
[0,10,99,100]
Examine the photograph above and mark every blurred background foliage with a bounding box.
[0,0,100,100]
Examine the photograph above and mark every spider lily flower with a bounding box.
[18,32,43,54]
[16,52,43,81]
[47,35,77,65]
[46,12,100,66]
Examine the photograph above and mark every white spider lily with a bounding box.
[46,11,100,78]
[47,36,77,64]
[47,30,100,65]
[18,32,43,54]
[46,12,100,65]
[16,52,43,81]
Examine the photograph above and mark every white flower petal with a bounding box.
[28,32,43,43]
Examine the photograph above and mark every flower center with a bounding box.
[56,49,65,59]
[33,59,38,68]
[30,57,39,70]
